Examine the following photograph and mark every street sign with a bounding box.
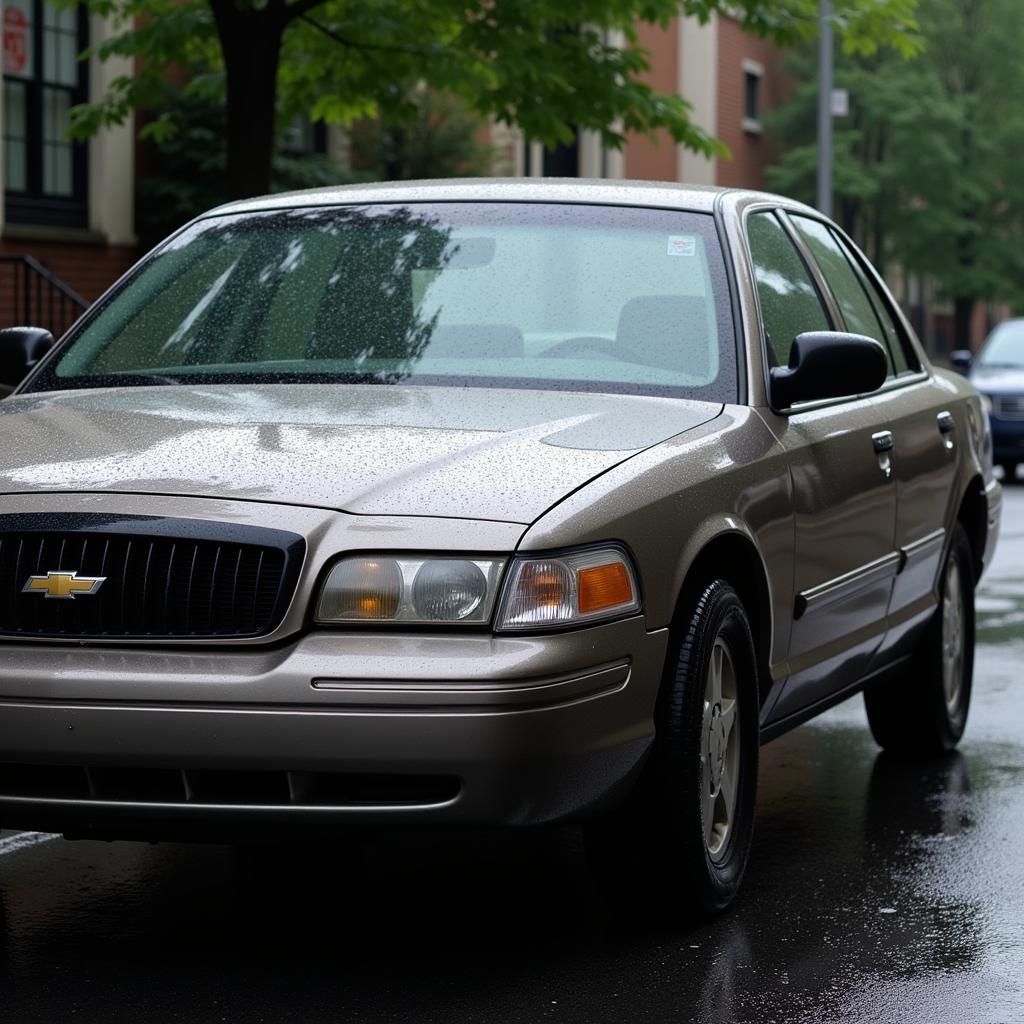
[831,88,849,117]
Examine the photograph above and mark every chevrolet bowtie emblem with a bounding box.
[22,571,107,600]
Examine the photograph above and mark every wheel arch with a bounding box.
[670,525,775,708]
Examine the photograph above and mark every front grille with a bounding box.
[0,514,304,640]
[993,394,1024,420]
[0,763,461,808]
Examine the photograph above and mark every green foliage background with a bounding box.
[136,83,493,247]
[67,0,922,199]
[765,0,1024,322]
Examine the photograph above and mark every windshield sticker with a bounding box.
[667,235,697,257]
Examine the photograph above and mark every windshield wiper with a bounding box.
[113,372,184,386]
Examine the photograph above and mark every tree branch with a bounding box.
[298,14,426,56]
[282,0,329,22]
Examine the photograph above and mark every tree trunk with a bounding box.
[954,295,975,352]
[211,0,286,199]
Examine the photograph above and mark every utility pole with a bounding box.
[817,0,833,217]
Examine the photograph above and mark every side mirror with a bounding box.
[770,331,888,409]
[0,326,55,392]
[949,349,973,372]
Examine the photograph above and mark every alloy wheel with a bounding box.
[701,635,740,862]
[942,557,965,716]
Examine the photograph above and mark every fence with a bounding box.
[0,254,89,340]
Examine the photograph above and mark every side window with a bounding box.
[829,229,914,375]
[791,214,912,377]
[746,210,831,367]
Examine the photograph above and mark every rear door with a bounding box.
[746,209,899,723]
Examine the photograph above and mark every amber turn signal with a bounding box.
[578,562,634,614]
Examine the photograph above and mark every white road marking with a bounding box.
[0,831,60,857]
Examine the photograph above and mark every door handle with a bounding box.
[937,410,956,434]
[872,430,894,453]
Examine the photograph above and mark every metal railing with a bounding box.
[0,254,89,340]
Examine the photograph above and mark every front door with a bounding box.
[745,209,898,723]
[787,215,956,665]
[769,395,900,718]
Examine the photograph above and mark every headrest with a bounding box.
[616,295,711,374]
[426,324,525,359]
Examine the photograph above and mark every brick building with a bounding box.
[494,14,786,193]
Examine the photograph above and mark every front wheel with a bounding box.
[587,580,759,917]
[864,523,975,756]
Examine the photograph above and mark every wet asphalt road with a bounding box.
[2,494,1024,1023]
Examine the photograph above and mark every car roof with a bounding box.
[207,177,814,219]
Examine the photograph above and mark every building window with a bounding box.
[541,131,580,177]
[745,72,759,120]
[742,59,764,135]
[279,116,328,157]
[3,0,88,228]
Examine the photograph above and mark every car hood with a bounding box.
[0,384,721,523]
[971,367,1024,394]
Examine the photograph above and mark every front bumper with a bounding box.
[0,617,669,838]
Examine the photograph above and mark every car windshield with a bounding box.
[979,320,1024,369]
[31,202,737,401]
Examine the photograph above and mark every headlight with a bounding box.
[495,547,640,632]
[316,546,642,630]
[317,556,506,624]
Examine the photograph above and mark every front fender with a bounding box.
[519,406,794,684]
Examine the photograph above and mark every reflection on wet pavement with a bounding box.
[976,571,1024,643]
[1,491,1023,1023]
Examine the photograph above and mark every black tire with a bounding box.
[999,461,1018,483]
[587,580,759,918]
[864,523,975,756]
